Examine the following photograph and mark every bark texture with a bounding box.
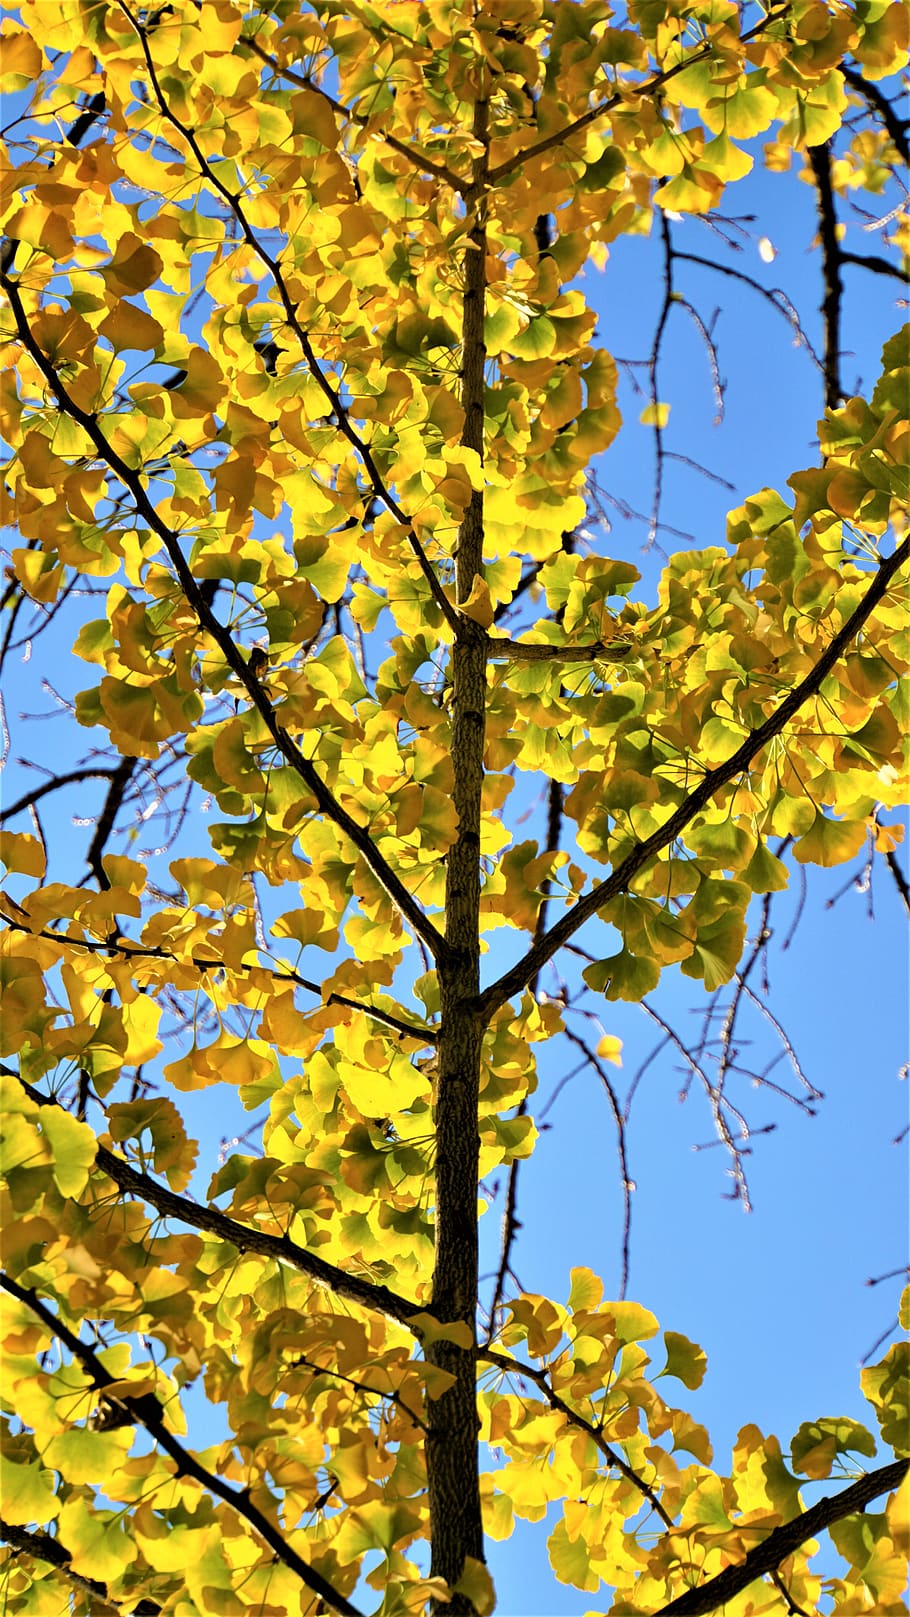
[426,90,490,1611]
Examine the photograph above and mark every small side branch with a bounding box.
[648,211,675,546]
[481,1346,673,1527]
[85,755,138,888]
[10,1074,422,1331]
[476,535,910,1018]
[1,1274,365,1617]
[650,1456,909,1616]
[885,848,910,916]
[0,1519,159,1614]
[673,251,822,372]
[0,766,124,824]
[563,1025,633,1295]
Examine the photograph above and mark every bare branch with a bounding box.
[485,780,566,1340]
[807,141,844,409]
[648,211,676,546]
[673,250,822,370]
[86,755,138,888]
[885,848,910,916]
[481,1346,673,1527]
[0,765,123,824]
[841,250,910,285]
[563,1025,633,1296]
[641,999,752,1208]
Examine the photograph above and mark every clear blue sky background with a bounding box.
[1,104,906,1617]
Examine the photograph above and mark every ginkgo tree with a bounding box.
[0,0,908,1612]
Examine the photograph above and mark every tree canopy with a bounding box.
[0,0,908,1613]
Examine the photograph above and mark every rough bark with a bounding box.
[426,88,490,1611]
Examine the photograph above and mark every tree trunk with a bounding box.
[426,89,490,1612]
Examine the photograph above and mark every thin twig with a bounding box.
[563,1024,633,1297]
[0,766,121,823]
[640,1000,752,1207]
[0,917,435,1043]
[480,1346,674,1528]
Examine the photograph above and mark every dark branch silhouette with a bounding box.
[0,765,123,824]
[0,1273,365,1617]
[0,1518,160,1613]
[651,1456,909,1615]
[86,755,138,887]
[7,1070,422,1330]
[806,141,844,409]
[477,535,910,1017]
[841,62,910,166]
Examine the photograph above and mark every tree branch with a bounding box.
[806,141,844,409]
[9,1073,423,1331]
[650,1456,909,1615]
[476,536,910,1018]
[840,250,910,284]
[0,917,435,1043]
[243,36,466,191]
[85,755,138,888]
[117,1,462,641]
[0,268,449,965]
[0,1274,366,1617]
[841,63,910,167]
[488,7,791,182]
[885,848,910,916]
[480,1346,673,1527]
[673,251,822,372]
[487,637,632,663]
[0,1519,160,1615]
[0,765,123,824]
[563,1025,633,1296]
